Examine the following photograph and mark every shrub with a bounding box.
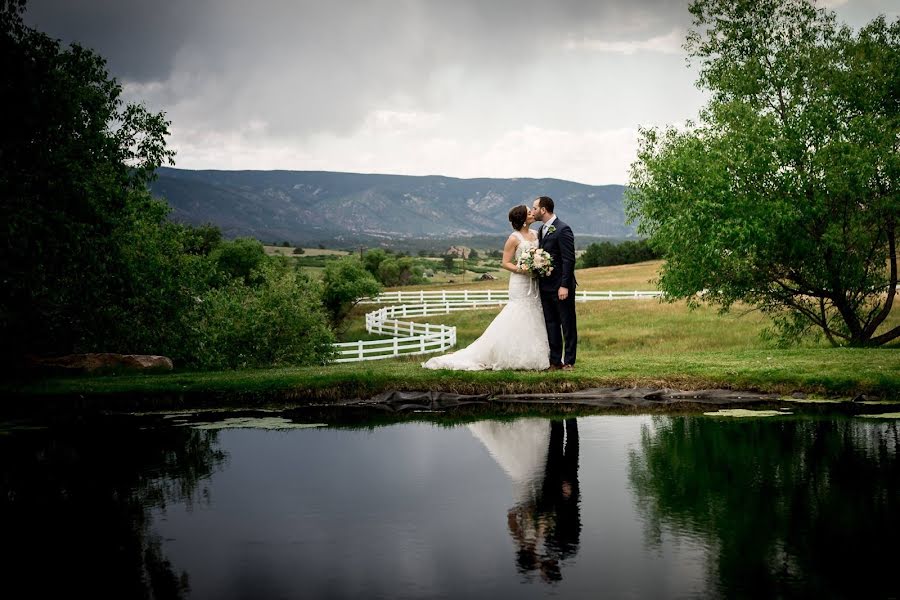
[321,257,382,329]
[189,262,335,369]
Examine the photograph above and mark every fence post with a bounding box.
[357,340,363,360]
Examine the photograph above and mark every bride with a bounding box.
[423,205,550,371]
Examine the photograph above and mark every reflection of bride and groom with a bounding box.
[468,418,581,583]
[423,196,577,371]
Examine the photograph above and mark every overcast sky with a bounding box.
[24,0,899,185]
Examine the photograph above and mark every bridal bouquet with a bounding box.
[517,247,553,277]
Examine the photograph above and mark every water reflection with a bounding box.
[3,412,900,598]
[628,416,900,599]
[0,417,226,599]
[469,418,581,583]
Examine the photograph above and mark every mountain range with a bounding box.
[149,167,634,248]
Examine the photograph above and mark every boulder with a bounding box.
[444,246,471,259]
[27,353,174,375]
[478,273,497,281]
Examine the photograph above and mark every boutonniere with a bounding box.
[545,225,556,235]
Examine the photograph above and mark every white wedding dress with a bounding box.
[467,419,550,504]
[423,231,550,371]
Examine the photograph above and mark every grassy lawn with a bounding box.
[9,260,898,402]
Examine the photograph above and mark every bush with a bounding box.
[377,256,425,287]
[321,257,382,328]
[189,262,335,369]
[209,238,268,285]
[100,193,215,361]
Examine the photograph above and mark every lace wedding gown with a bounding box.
[423,232,550,370]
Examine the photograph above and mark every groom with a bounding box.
[532,196,577,370]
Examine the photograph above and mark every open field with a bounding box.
[263,245,352,257]
[9,261,898,404]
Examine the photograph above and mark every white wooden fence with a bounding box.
[332,289,662,363]
[358,289,663,304]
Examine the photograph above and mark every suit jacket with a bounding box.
[538,218,577,292]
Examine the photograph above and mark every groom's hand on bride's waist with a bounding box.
[558,286,569,301]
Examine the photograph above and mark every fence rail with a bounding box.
[332,289,661,363]
[358,289,663,304]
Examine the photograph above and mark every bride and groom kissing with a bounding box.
[424,196,577,371]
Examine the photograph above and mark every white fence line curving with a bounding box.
[332,289,662,363]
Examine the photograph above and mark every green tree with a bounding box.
[443,255,456,273]
[627,0,899,346]
[1,0,176,358]
[363,249,388,277]
[579,240,660,268]
[103,193,215,361]
[209,238,268,285]
[190,262,335,369]
[321,257,382,329]
[180,223,223,256]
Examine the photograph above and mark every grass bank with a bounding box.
[6,261,899,406]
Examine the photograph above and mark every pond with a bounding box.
[2,411,898,598]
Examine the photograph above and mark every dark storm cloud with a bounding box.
[23,0,212,81]
[22,0,696,161]
[22,0,691,89]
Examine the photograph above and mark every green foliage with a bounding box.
[181,223,223,256]
[321,257,382,328]
[100,193,214,359]
[190,261,335,369]
[377,256,425,287]
[1,0,176,358]
[443,255,457,272]
[362,249,424,286]
[627,0,900,347]
[293,247,305,255]
[578,240,660,268]
[629,416,900,598]
[209,238,267,285]
[0,3,340,371]
[363,249,388,277]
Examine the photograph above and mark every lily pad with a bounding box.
[781,398,843,404]
[182,417,327,430]
[703,409,790,418]
[854,413,900,419]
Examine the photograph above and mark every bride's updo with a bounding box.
[508,205,528,230]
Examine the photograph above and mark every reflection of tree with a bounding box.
[0,417,226,599]
[629,416,900,598]
[507,418,581,583]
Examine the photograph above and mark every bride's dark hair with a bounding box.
[508,205,528,230]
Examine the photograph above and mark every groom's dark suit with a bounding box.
[538,218,577,366]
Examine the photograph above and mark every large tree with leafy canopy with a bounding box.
[627,0,898,346]
[1,0,175,358]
